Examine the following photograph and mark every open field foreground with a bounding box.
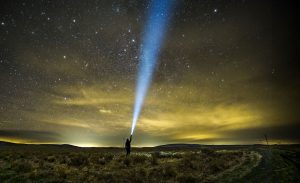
[0,144,299,183]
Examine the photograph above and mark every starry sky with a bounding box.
[0,0,299,147]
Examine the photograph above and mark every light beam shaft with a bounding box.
[131,0,175,134]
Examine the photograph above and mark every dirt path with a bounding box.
[239,148,300,183]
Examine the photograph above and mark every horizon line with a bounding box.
[1,140,299,148]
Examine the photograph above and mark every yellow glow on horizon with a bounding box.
[0,137,58,145]
[2,79,296,146]
[71,143,101,147]
[99,109,112,114]
[175,134,218,140]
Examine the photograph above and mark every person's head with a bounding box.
[126,138,129,142]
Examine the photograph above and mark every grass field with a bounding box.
[0,143,299,183]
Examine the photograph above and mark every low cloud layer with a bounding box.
[0,1,299,146]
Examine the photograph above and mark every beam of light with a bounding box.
[131,0,175,135]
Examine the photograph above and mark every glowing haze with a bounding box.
[131,0,175,135]
[0,1,299,147]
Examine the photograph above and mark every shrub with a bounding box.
[210,160,226,173]
[201,148,215,155]
[46,155,56,163]
[179,152,206,171]
[172,152,183,159]
[69,154,88,167]
[89,154,107,165]
[148,167,164,182]
[12,159,32,173]
[131,154,147,164]
[131,167,147,183]
[98,157,106,165]
[123,157,131,166]
[151,153,159,165]
[163,164,177,178]
[54,164,67,179]
[104,153,114,162]
[177,173,198,183]
[97,172,116,182]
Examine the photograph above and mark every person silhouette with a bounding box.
[125,135,132,156]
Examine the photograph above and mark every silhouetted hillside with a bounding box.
[0,141,78,148]
[155,143,202,148]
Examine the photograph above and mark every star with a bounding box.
[0,0,297,147]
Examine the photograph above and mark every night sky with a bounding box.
[0,0,299,147]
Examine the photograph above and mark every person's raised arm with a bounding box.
[130,135,132,142]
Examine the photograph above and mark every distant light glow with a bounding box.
[131,0,175,135]
[72,143,100,147]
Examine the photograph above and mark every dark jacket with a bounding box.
[125,135,132,149]
[125,135,132,155]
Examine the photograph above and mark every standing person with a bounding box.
[125,135,132,156]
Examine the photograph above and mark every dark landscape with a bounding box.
[1,142,299,183]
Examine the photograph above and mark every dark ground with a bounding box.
[0,142,299,183]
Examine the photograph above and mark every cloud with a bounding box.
[99,109,112,114]
[221,122,300,144]
[0,0,299,146]
[0,130,61,143]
